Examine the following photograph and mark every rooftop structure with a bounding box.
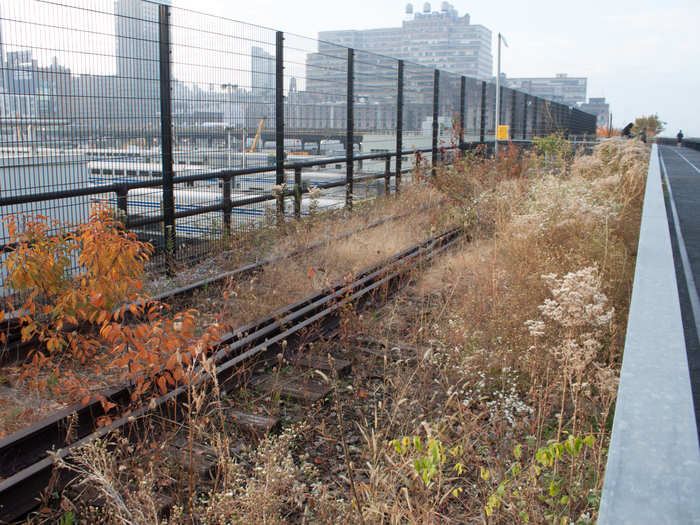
[580,97,610,128]
[505,73,587,107]
[314,2,492,80]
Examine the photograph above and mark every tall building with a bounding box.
[580,97,610,128]
[251,46,275,100]
[0,3,5,73]
[505,73,587,107]
[315,2,492,80]
[114,0,170,123]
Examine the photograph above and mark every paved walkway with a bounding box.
[659,145,700,437]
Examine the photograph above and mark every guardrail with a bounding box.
[598,144,700,523]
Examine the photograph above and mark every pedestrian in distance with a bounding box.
[621,123,634,138]
[677,130,684,147]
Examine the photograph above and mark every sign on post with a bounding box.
[497,125,510,140]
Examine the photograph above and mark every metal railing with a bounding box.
[0,0,597,278]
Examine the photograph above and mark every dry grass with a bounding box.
[42,138,648,524]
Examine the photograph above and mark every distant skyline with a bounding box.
[182,0,700,136]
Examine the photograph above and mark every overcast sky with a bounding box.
[180,0,700,136]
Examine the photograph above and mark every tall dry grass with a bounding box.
[51,138,648,524]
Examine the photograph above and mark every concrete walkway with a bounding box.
[659,145,700,437]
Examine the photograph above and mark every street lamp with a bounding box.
[221,83,238,168]
[494,32,508,156]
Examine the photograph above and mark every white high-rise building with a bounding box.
[317,2,492,80]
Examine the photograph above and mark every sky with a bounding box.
[178,0,700,136]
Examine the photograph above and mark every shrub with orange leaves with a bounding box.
[597,125,620,137]
[4,203,152,364]
[2,204,222,414]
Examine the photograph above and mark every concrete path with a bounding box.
[659,145,700,437]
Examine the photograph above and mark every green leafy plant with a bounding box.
[484,435,596,524]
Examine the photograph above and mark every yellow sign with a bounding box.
[497,125,510,140]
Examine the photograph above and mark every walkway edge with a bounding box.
[598,144,700,524]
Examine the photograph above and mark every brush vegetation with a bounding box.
[22,137,648,524]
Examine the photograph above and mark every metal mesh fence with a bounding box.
[0,0,598,286]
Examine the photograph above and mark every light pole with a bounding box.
[221,83,238,168]
[494,32,508,156]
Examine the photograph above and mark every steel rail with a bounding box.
[0,227,464,522]
[0,205,431,367]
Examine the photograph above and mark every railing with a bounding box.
[598,144,700,523]
[0,0,597,277]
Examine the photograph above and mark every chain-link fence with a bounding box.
[0,0,597,282]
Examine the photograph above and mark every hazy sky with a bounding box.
[180,0,700,136]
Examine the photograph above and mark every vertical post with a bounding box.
[384,155,391,196]
[395,60,403,193]
[293,167,302,219]
[116,185,128,223]
[532,97,539,138]
[222,174,232,235]
[459,76,465,150]
[432,69,439,170]
[479,81,486,144]
[522,94,528,140]
[346,48,354,210]
[158,4,176,269]
[275,31,285,220]
[495,33,501,156]
[510,89,517,140]
[499,87,505,129]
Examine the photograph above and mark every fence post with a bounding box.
[459,76,466,151]
[432,69,439,170]
[294,167,302,219]
[480,81,486,144]
[522,94,528,140]
[346,48,354,211]
[116,185,128,225]
[384,156,391,196]
[158,4,176,270]
[222,174,232,235]
[532,97,539,138]
[275,31,285,222]
[510,89,517,140]
[395,59,403,193]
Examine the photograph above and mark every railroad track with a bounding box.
[0,226,464,523]
[0,207,426,368]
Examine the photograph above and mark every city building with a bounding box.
[114,0,170,122]
[505,73,587,106]
[0,3,5,86]
[251,46,275,100]
[580,97,610,128]
[315,2,492,80]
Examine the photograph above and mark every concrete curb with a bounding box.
[598,144,700,524]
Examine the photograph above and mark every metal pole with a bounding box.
[480,80,486,144]
[522,94,528,140]
[275,31,285,221]
[459,76,465,150]
[158,4,176,268]
[116,185,128,220]
[495,33,501,156]
[384,156,391,196]
[432,69,439,170]
[532,97,539,138]
[346,48,354,210]
[510,88,516,140]
[396,60,404,193]
[294,167,302,219]
[222,174,231,235]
